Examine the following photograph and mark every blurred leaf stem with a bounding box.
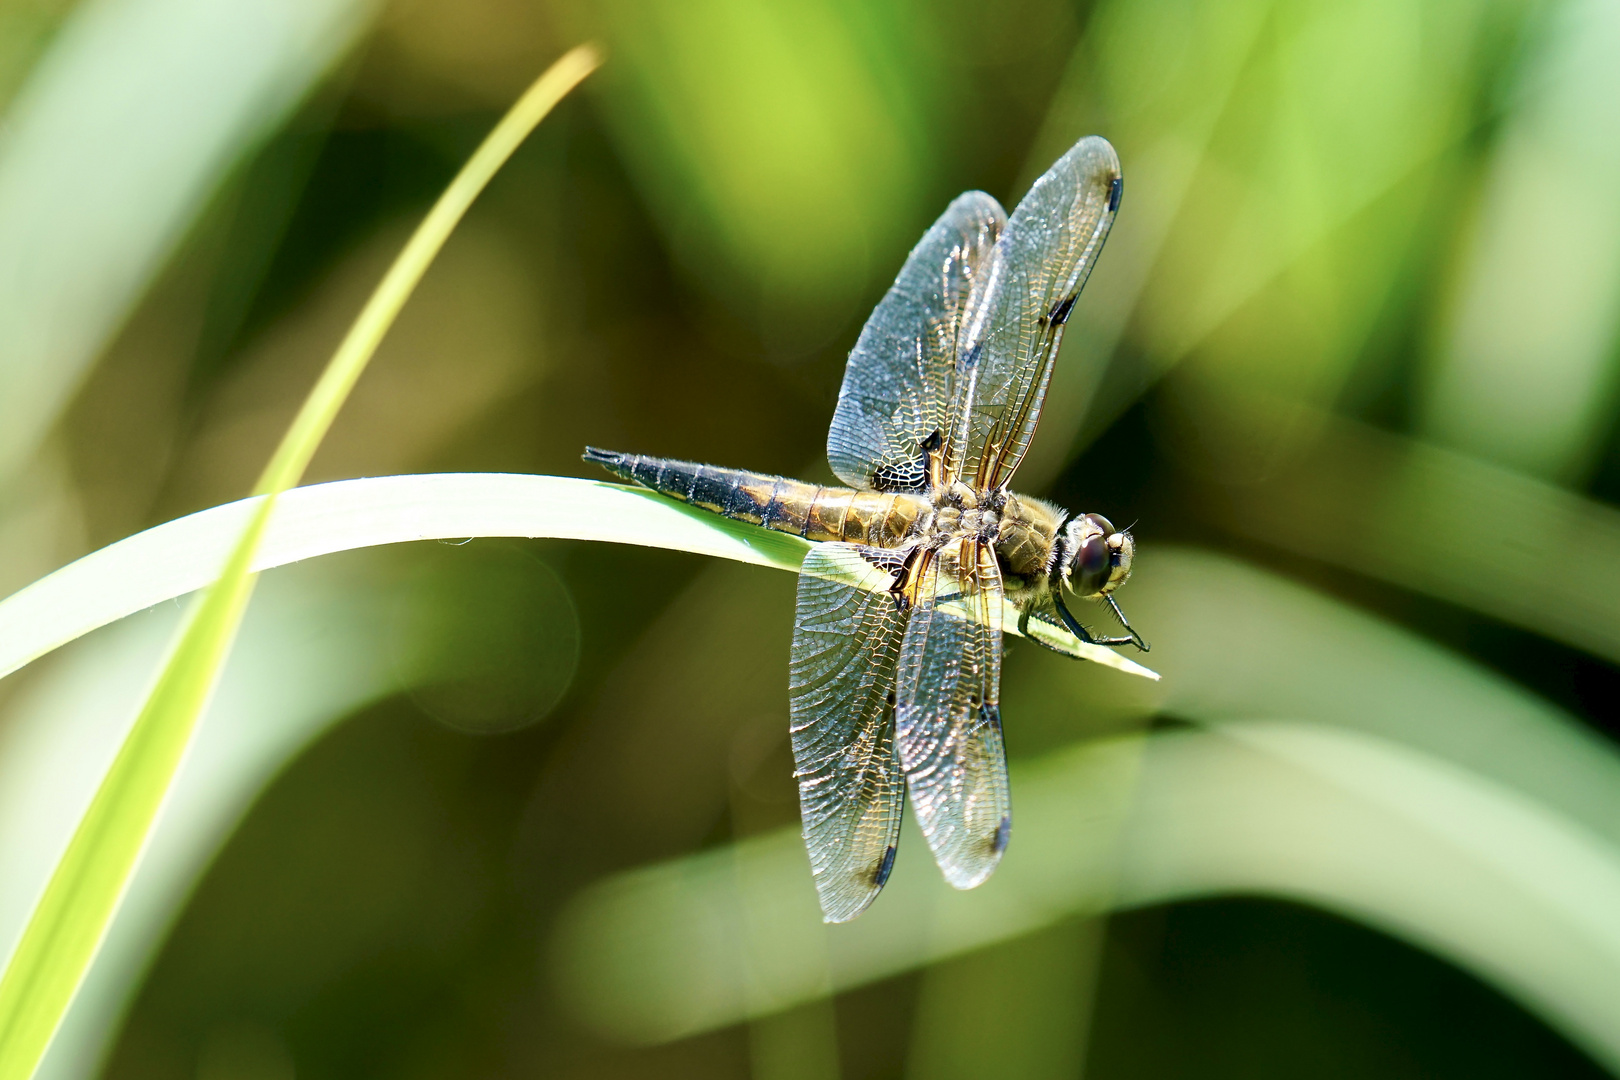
[0,0,382,484]
[1192,405,1620,667]
[1028,0,1525,482]
[0,44,601,1080]
[1418,0,1620,482]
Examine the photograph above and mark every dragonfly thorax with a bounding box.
[929,481,1004,548]
[985,491,1061,583]
[969,493,1135,601]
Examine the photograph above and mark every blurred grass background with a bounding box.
[3,0,1620,1077]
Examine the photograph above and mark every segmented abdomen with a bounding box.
[584,448,927,547]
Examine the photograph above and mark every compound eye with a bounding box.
[1084,513,1116,536]
[1072,534,1111,596]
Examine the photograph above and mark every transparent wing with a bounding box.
[828,192,1006,492]
[948,135,1123,492]
[789,542,910,922]
[894,540,1010,889]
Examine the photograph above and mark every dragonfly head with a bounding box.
[1055,513,1134,598]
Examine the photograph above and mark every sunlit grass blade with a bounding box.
[0,45,601,1080]
[0,469,1149,1071]
[0,474,1160,685]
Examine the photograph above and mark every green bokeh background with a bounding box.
[3,0,1620,1076]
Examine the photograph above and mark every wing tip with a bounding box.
[816,882,879,924]
[1031,135,1121,206]
[929,815,1012,891]
[1067,133,1121,172]
[812,840,901,922]
[944,188,1009,223]
[941,855,1005,891]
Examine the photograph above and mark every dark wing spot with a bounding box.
[884,689,897,707]
[858,548,907,574]
[960,340,983,373]
[979,701,1002,732]
[871,460,927,492]
[920,429,943,453]
[873,844,898,887]
[1047,294,1077,328]
[991,815,1011,855]
[1108,175,1123,213]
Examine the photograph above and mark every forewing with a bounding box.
[828,192,1006,492]
[949,135,1122,491]
[789,542,909,922]
[894,541,1010,889]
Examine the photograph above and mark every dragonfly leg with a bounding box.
[1053,594,1145,651]
[1106,594,1151,652]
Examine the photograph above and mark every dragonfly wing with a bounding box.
[895,540,1011,889]
[949,135,1122,491]
[790,542,910,922]
[828,192,1006,492]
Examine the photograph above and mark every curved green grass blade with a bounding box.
[0,474,1158,685]
[0,46,601,1080]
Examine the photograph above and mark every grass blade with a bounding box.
[0,474,1160,685]
[250,44,600,498]
[0,45,601,1079]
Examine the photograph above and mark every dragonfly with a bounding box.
[585,134,1146,922]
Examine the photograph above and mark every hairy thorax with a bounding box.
[921,482,1063,590]
[989,491,1063,586]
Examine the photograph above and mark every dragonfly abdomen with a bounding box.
[584,448,927,546]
